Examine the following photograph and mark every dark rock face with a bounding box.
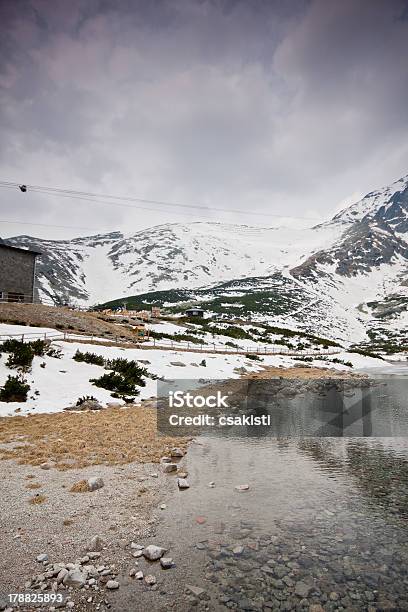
[291,218,408,280]
[373,184,408,233]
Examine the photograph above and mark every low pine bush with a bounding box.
[73,350,105,366]
[0,375,30,402]
[1,339,62,371]
[104,358,148,381]
[90,371,141,398]
[5,342,34,370]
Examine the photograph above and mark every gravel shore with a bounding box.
[0,457,182,610]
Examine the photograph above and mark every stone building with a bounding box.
[0,243,41,303]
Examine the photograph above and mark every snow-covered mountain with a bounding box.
[3,173,408,347]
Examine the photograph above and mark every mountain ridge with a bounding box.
[3,173,408,346]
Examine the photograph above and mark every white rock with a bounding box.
[142,545,166,561]
[36,553,48,563]
[144,575,156,586]
[160,504,167,510]
[88,535,105,551]
[160,557,173,569]
[234,484,250,492]
[170,447,184,457]
[132,550,143,558]
[208,481,215,488]
[87,477,104,491]
[130,542,143,550]
[177,478,190,489]
[135,571,144,580]
[63,569,86,588]
[106,580,119,590]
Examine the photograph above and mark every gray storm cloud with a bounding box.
[0,0,407,238]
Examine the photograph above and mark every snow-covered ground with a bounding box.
[0,320,393,417]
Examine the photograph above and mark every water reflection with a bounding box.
[151,376,408,611]
[298,437,408,519]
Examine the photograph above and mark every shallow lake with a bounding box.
[123,368,408,611]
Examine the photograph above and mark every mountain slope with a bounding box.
[3,222,341,305]
[2,172,408,347]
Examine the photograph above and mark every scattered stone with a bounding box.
[36,553,48,563]
[160,504,167,510]
[160,557,173,569]
[130,543,143,550]
[106,580,119,590]
[177,478,190,489]
[195,516,206,524]
[144,575,157,586]
[233,545,244,555]
[170,447,184,457]
[208,482,215,488]
[135,571,144,580]
[295,581,313,598]
[40,462,51,470]
[161,456,172,463]
[129,568,137,577]
[56,568,68,584]
[63,569,86,589]
[234,484,250,492]
[143,545,167,561]
[169,361,186,367]
[162,463,177,473]
[185,584,207,599]
[87,552,101,560]
[88,536,105,552]
[132,550,143,558]
[150,473,159,478]
[87,477,104,491]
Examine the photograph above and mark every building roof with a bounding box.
[0,242,42,256]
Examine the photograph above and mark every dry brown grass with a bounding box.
[70,479,91,493]
[26,482,41,490]
[0,303,138,341]
[0,405,189,470]
[243,365,361,379]
[29,494,47,504]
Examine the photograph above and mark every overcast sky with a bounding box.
[1,0,408,240]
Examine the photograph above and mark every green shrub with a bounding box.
[104,357,148,379]
[90,372,141,398]
[73,350,105,366]
[76,395,98,406]
[245,353,263,361]
[331,358,353,367]
[0,375,30,402]
[5,342,34,370]
[1,339,62,371]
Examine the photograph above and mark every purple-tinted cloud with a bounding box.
[0,0,407,238]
